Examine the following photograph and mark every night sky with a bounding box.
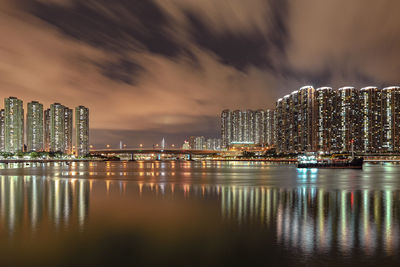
[1,0,400,147]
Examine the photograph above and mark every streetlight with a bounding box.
[106,144,110,148]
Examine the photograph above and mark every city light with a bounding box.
[221,109,274,150]
[2,1,399,266]
[274,85,400,154]
[0,97,89,158]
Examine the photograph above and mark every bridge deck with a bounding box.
[90,149,219,155]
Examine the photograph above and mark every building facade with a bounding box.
[360,87,382,152]
[64,108,73,154]
[275,98,285,153]
[274,86,316,153]
[50,103,66,152]
[315,87,335,152]
[44,109,51,152]
[274,85,400,154]
[381,86,400,152]
[254,110,265,145]
[26,101,44,151]
[334,87,362,152]
[221,110,232,148]
[0,109,4,152]
[298,86,316,152]
[75,106,89,156]
[189,136,205,150]
[206,138,222,151]
[0,99,90,156]
[232,110,242,143]
[4,97,24,153]
[221,109,274,148]
[265,109,275,147]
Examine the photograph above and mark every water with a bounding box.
[0,161,399,266]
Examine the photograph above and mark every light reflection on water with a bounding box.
[0,161,399,263]
[220,186,399,256]
[0,175,89,234]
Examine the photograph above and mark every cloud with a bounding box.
[0,1,107,102]
[156,0,273,35]
[87,46,277,131]
[35,0,74,7]
[0,0,280,146]
[286,0,400,87]
[1,0,400,146]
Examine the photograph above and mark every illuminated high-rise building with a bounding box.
[188,136,196,150]
[275,98,285,153]
[64,107,73,154]
[360,87,382,152]
[0,109,4,152]
[288,91,299,152]
[188,136,205,150]
[382,86,400,152]
[243,110,254,143]
[221,110,232,148]
[232,110,242,143]
[253,109,275,146]
[26,101,44,151]
[221,109,273,147]
[75,105,89,156]
[273,85,400,154]
[315,87,335,152]
[4,97,24,153]
[274,86,316,154]
[44,109,50,152]
[335,87,362,152]
[283,94,292,152]
[298,86,316,152]
[254,110,265,145]
[206,138,222,150]
[50,103,65,152]
[265,109,275,146]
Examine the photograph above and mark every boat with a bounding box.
[297,154,364,169]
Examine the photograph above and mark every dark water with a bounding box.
[0,161,399,266]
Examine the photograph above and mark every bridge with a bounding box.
[90,148,220,160]
[90,149,400,162]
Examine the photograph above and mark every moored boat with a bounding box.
[297,154,363,169]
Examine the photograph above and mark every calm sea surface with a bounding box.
[0,161,399,266]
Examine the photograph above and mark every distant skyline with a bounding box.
[1,0,400,147]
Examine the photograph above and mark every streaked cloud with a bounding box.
[0,0,399,146]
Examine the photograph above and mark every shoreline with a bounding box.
[0,159,104,163]
[0,158,397,164]
[0,158,297,163]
